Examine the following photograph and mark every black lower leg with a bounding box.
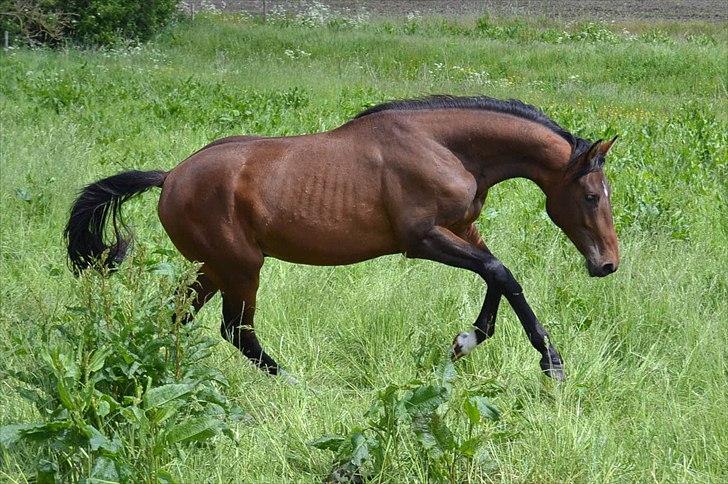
[222,300,279,375]
[221,320,279,375]
[473,286,501,343]
[504,291,564,380]
[451,284,501,359]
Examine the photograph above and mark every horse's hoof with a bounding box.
[451,331,477,361]
[540,352,565,382]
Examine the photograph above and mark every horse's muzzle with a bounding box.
[587,260,618,277]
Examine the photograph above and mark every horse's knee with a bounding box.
[485,260,522,295]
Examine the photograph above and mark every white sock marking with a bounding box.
[456,331,478,355]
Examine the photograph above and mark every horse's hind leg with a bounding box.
[206,255,280,375]
[221,273,280,375]
[175,269,219,325]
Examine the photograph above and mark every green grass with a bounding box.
[1,12,727,482]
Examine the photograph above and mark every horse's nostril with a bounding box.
[602,263,616,274]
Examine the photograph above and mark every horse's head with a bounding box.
[545,136,619,277]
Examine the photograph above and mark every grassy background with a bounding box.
[1,12,727,482]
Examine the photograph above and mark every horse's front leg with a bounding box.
[450,224,501,359]
[452,285,500,359]
[407,225,564,381]
[501,277,564,381]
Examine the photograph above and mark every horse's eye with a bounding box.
[585,194,599,204]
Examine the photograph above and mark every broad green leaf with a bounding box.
[40,350,55,369]
[163,417,220,444]
[439,360,457,391]
[184,341,221,364]
[143,383,194,409]
[57,379,76,411]
[37,459,58,484]
[412,415,441,458]
[97,400,111,418]
[0,424,33,447]
[308,435,346,452]
[430,414,457,451]
[463,398,481,425]
[403,385,447,416]
[194,387,228,407]
[84,425,119,454]
[97,392,121,411]
[88,455,120,483]
[149,262,176,277]
[155,469,179,484]
[465,396,501,423]
[459,436,484,458]
[349,431,369,467]
[366,384,403,426]
[19,420,73,441]
[88,348,111,373]
[120,406,146,426]
[58,353,80,379]
[17,387,44,406]
[150,400,183,425]
[368,384,399,415]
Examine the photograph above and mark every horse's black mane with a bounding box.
[355,95,595,172]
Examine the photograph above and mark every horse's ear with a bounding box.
[587,135,619,166]
[568,139,605,179]
[597,135,618,157]
[585,139,604,162]
[567,137,616,179]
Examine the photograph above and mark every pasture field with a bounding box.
[1,11,727,483]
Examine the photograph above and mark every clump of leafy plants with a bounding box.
[0,252,243,482]
[310,343,502,482]
[0,0,179,46]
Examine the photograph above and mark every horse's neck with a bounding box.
[423,110,572,192]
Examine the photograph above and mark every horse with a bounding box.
[65,95,619,381]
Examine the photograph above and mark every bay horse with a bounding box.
[65,95,619,381]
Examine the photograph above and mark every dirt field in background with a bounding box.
[217,1,728,21]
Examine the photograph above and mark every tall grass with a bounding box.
[1,12,726,482]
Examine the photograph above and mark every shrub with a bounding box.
[310,350,502,482]
[0,0,180,46]
[0,254,242,482]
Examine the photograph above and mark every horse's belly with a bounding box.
[259,216,398,265]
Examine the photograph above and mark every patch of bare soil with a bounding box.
[215,0,727,21]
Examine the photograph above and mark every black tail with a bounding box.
[64,170,167,275]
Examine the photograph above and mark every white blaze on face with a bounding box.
[602,180,609,198]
